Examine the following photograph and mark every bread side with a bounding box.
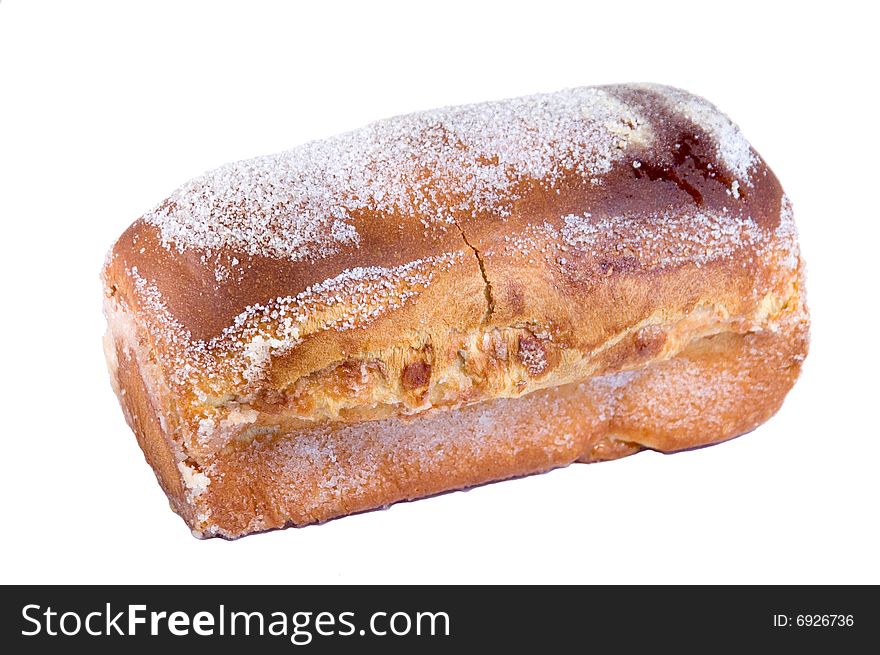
[105,281,807,537]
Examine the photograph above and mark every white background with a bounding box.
[1,0,877,584]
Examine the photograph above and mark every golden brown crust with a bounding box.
[101,83,809,537]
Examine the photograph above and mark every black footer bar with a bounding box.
[2,585,874,651]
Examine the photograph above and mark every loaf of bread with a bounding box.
[102,84,808,538]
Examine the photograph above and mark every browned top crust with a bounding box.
[102,84,804,457]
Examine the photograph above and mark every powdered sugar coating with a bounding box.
[560,209,762,268]
[771,194,800,271]
[143,87,652,261]
[638,83,758,185]
[501,222,560,259]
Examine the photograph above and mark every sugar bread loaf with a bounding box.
[102,84,808,538]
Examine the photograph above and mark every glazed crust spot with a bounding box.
[634,325,667,357]
[595,325,668,374]
[402,360,432,390]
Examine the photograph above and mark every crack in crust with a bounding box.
[452,218,495,323]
